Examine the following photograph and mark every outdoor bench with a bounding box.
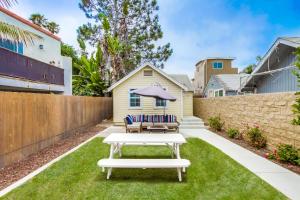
[98,158,191,182]
[125,114,180,132]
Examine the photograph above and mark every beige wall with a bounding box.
[183,91,193,116]
[112,67,186,125]
[0,11,62,68]
[194,92,300,149]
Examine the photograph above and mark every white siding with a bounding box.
[0,11,62,67]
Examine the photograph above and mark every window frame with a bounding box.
[154,87,168,109]
[143,69,153,77]
[128,88,142,109]
[214,89,225,97]
[212,61,223,69]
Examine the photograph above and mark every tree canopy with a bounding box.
[78,0,172,82]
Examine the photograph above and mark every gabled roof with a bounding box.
[106,63,189,92]
[168,74,193,91]
[0,7,61,41]
[242,37,300,87]
[214,74,243,91]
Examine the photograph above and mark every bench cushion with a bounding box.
[98,159,190,168]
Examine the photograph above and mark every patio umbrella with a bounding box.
[132,85,176,115]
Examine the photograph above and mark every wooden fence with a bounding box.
[0,92,112,167]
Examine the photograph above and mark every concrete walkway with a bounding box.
[180,128,300,200]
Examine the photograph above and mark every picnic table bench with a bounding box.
[98,133,190,182]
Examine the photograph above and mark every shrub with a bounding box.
[245,126,267,149]
[277,144,299,165]
[227,128,239,138]
[208,116,224,131]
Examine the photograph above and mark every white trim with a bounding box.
[214,88,225,97]
[0,129,108,197]
[106,63,188,92]
[243,37,300,87]
[180,89,183,119]
[128,88,142,109]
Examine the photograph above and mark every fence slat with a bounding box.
[0,92,112,167]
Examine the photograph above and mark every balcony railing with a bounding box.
[0,47,64,85]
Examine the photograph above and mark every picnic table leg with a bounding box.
[176,144,186,172]
[177,168,182,182]
[107,168,112,179]
[118,143,122,157]
[109,144,114,159]
[176,144,181,159]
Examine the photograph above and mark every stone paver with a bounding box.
[180,128,300,200]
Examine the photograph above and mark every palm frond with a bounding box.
[0,0,17,8]
[0,22,43,45]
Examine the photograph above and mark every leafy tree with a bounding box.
[46,21,60,34]
[72,44,107,96]
[78,0,173,82]
[244,64,254,74]
[0,0,42,45]
[29,13,60,34]
[242,55,262,74]
[29,13,48,27]
[61,43,81,75]
[292,47,300,125]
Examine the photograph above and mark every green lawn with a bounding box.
[1,138,286,200]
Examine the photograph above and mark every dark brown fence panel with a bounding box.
[0,92,112,167]
[0,47,64,85]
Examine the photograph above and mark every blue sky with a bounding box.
[10,0,300,77]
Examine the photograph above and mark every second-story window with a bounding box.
[0,39,23,54]
[212,62,223,69]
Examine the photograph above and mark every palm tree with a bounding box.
[46,21,60,34]
[0,0,42,45]
[29,13,47,27]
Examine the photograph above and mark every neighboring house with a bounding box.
[107,63,194,125]
[193,57,238,96]
[204,74,243,97]
[0,7,72,95]
[242,37,300,93]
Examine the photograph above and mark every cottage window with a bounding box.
[155,88,167,107]
[212,62,223,69]
[129,89,141,108]
[156,98,166,107]
[144,70,153,76]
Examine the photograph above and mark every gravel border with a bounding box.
[0,121,111,192]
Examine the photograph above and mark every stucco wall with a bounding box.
[0,11,62,67]
[112,67,187,125]
[194,92,300,148]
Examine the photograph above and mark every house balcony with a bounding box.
[0,47,65,93]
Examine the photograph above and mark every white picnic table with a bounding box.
[103,133,187,159]
[100,133,190,181]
